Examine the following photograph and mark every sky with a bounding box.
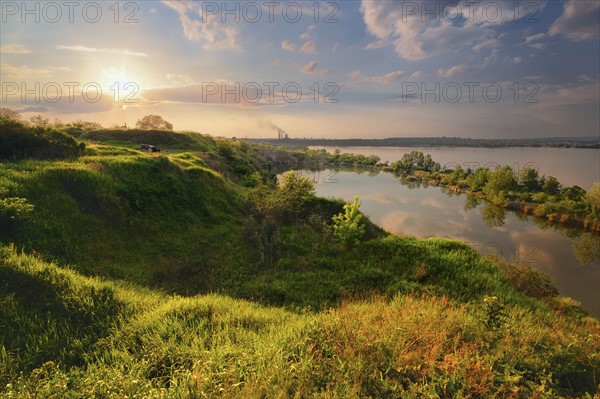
[1,0,599,139]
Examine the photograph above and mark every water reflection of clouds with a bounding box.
[508,229,562,271]
[379,210,470,238]
[361,192,395,205]
[420,197,448,210]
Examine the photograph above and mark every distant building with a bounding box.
[277,128,289,140]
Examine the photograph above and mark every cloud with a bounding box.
[57,45,148,57]
[281,40,296,51]
[302,61,318,74]
[360,1,502,61]
[472,38,499,51]
[364,70,405,84]
[529,43,546,50]
[364,40,386,50]
[359,1,545,61]
[300,25,316,41]
[331,43,339,53]
[408,71,424,80]
[293,24,318,54]
[161,0,240,50]
[523,32,547,49]
[348,70,361,79]
[437,64,479,78]
[299,41,317,54]
[525,33,546,43]
[549,0,600,41]
[0,63,51,79]
[166,74,196,86]
[0,44,31,54]
[529,81,600,126]
[504,56,522,65]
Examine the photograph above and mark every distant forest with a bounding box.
[245,136,600,149]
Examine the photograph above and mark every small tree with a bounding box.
[332,195,365,248]
[0,107,24,123]
[542,176,561,195]
[29,115,50,128]
[587,182,600,214]
[483,166,516,205]
[518,167,541,191]
[135,114,173,131]
[277,171,316,218]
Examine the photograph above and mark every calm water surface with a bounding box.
[296,166,600,318]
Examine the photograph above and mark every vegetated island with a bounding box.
[1,114,600,398]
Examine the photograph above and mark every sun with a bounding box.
[102,66,136,91]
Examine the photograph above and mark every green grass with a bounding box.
[1,247,599,398]
[1,130,599,397]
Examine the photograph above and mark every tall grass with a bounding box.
[2,247,599,398]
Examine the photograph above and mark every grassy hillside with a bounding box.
[1,144,244,285]
[2,247,599,398]
[1,127,599,397]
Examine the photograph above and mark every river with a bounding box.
[300,146,600,317]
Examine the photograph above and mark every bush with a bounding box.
[332,196,366,248]
[0,118,84,161]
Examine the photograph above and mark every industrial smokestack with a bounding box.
[277,128,288,140]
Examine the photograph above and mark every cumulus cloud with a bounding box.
[359,0,545,61]
[302,61,318,74]
[300,25,316,41]
[161,0,240,50]
[0,44,31,54]
[299,41,317,54]
[281,40,296,51]
[297,25,318,54]
[549,0,600,41]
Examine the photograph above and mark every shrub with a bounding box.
[332,196,366,248]
[0,118,84,161]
